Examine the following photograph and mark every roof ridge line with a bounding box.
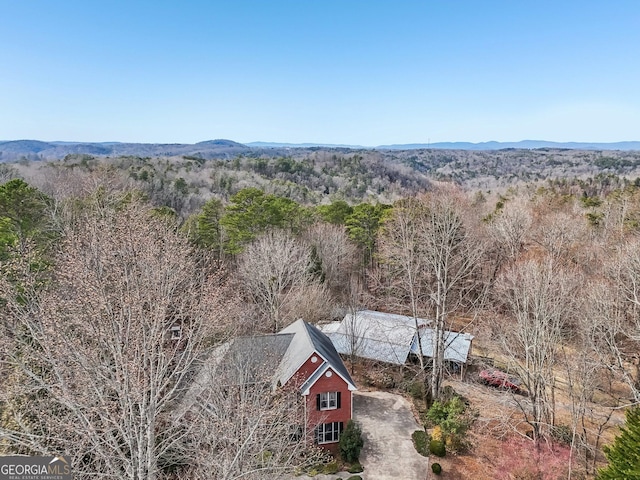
[300,319,317,350]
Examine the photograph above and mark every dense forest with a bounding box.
[1,150,640,479]
[5,146,640,215]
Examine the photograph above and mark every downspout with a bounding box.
[351,388,354,420]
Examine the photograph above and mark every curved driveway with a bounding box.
[353,390,429,480]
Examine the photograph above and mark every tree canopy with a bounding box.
[317,200,353,225]
[597,407,640,480]
[219,188,311,253]
[0,179,53,260]
[345,202,391,265]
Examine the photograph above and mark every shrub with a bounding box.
[432,462,442,475]
[347,463,363,473]
[257,450,272,466]
[424,395,476,453]
[429,439,446,457]
[340,420,364,463]
[426,397,465,427]
[495,436,571,479]
[551,424,572,445]
[347,476,363,480]
[412,430,429,457]
[323,461,339,474]
[409,380,425,400]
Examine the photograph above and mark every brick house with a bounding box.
[186,319,356,452]
[278,319,357,449]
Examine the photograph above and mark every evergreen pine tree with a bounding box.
[339,420,364,463]
[597,407,640,480]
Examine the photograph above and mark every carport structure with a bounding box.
[322,310,474,370]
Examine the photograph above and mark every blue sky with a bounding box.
[1,1,639,145]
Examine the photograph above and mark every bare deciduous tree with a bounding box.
[563,281,628,476]
[340,276,371,374]
[531,208,589,266]
[179,346,326,479]
[495,257,579,442]
[281,282,333,326]
[237,230,316,333]
[304,222,358,294]
[377,197,430,371]
[0,201,232,479]
[489,197,532,264]
[377,189,486,401]
[419,190,486,401]
[604,238,640,400]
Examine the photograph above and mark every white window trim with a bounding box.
[316,422,341,444]
[170,326,182,340]
[319,391,338,411]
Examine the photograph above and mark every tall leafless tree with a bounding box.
[495,257,579,442]
[419,190,486,401]
[486,197,532,288]
[0,200,232,479]
[340,275,371,374]
[177,345,326,479]
[377,189,486,401]
[377,197,430,371]
[604,238,640,401]
[489,197,532,264]
[531,208,589,266]
[563,280,629,476]
[237,230,317,333]
[304,222,358,295]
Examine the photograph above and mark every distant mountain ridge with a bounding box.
[2,138,640,162]
[0,139,252,162]
[247,141,367,149]
[376,140,640,150]
[252,139,640,150]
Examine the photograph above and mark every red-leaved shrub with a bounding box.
[495,436,572,480]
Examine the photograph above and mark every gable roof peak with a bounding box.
[278,319,356,391]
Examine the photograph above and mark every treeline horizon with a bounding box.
[1,159,640,478]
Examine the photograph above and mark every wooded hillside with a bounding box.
[1,151,640,478]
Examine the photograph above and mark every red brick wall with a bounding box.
[306,367,352,435]
[284,352,354,450]
[296,354,323,382]
[284,353,322,390]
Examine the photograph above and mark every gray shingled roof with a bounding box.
[218,333,294,386]
[180,319,356,412]
[278,319,356,390]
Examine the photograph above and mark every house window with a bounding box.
[315,421,343,444]
[170,326,182,340]
[317,391,341,410]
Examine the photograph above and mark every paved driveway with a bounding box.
[353,390,429,480]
